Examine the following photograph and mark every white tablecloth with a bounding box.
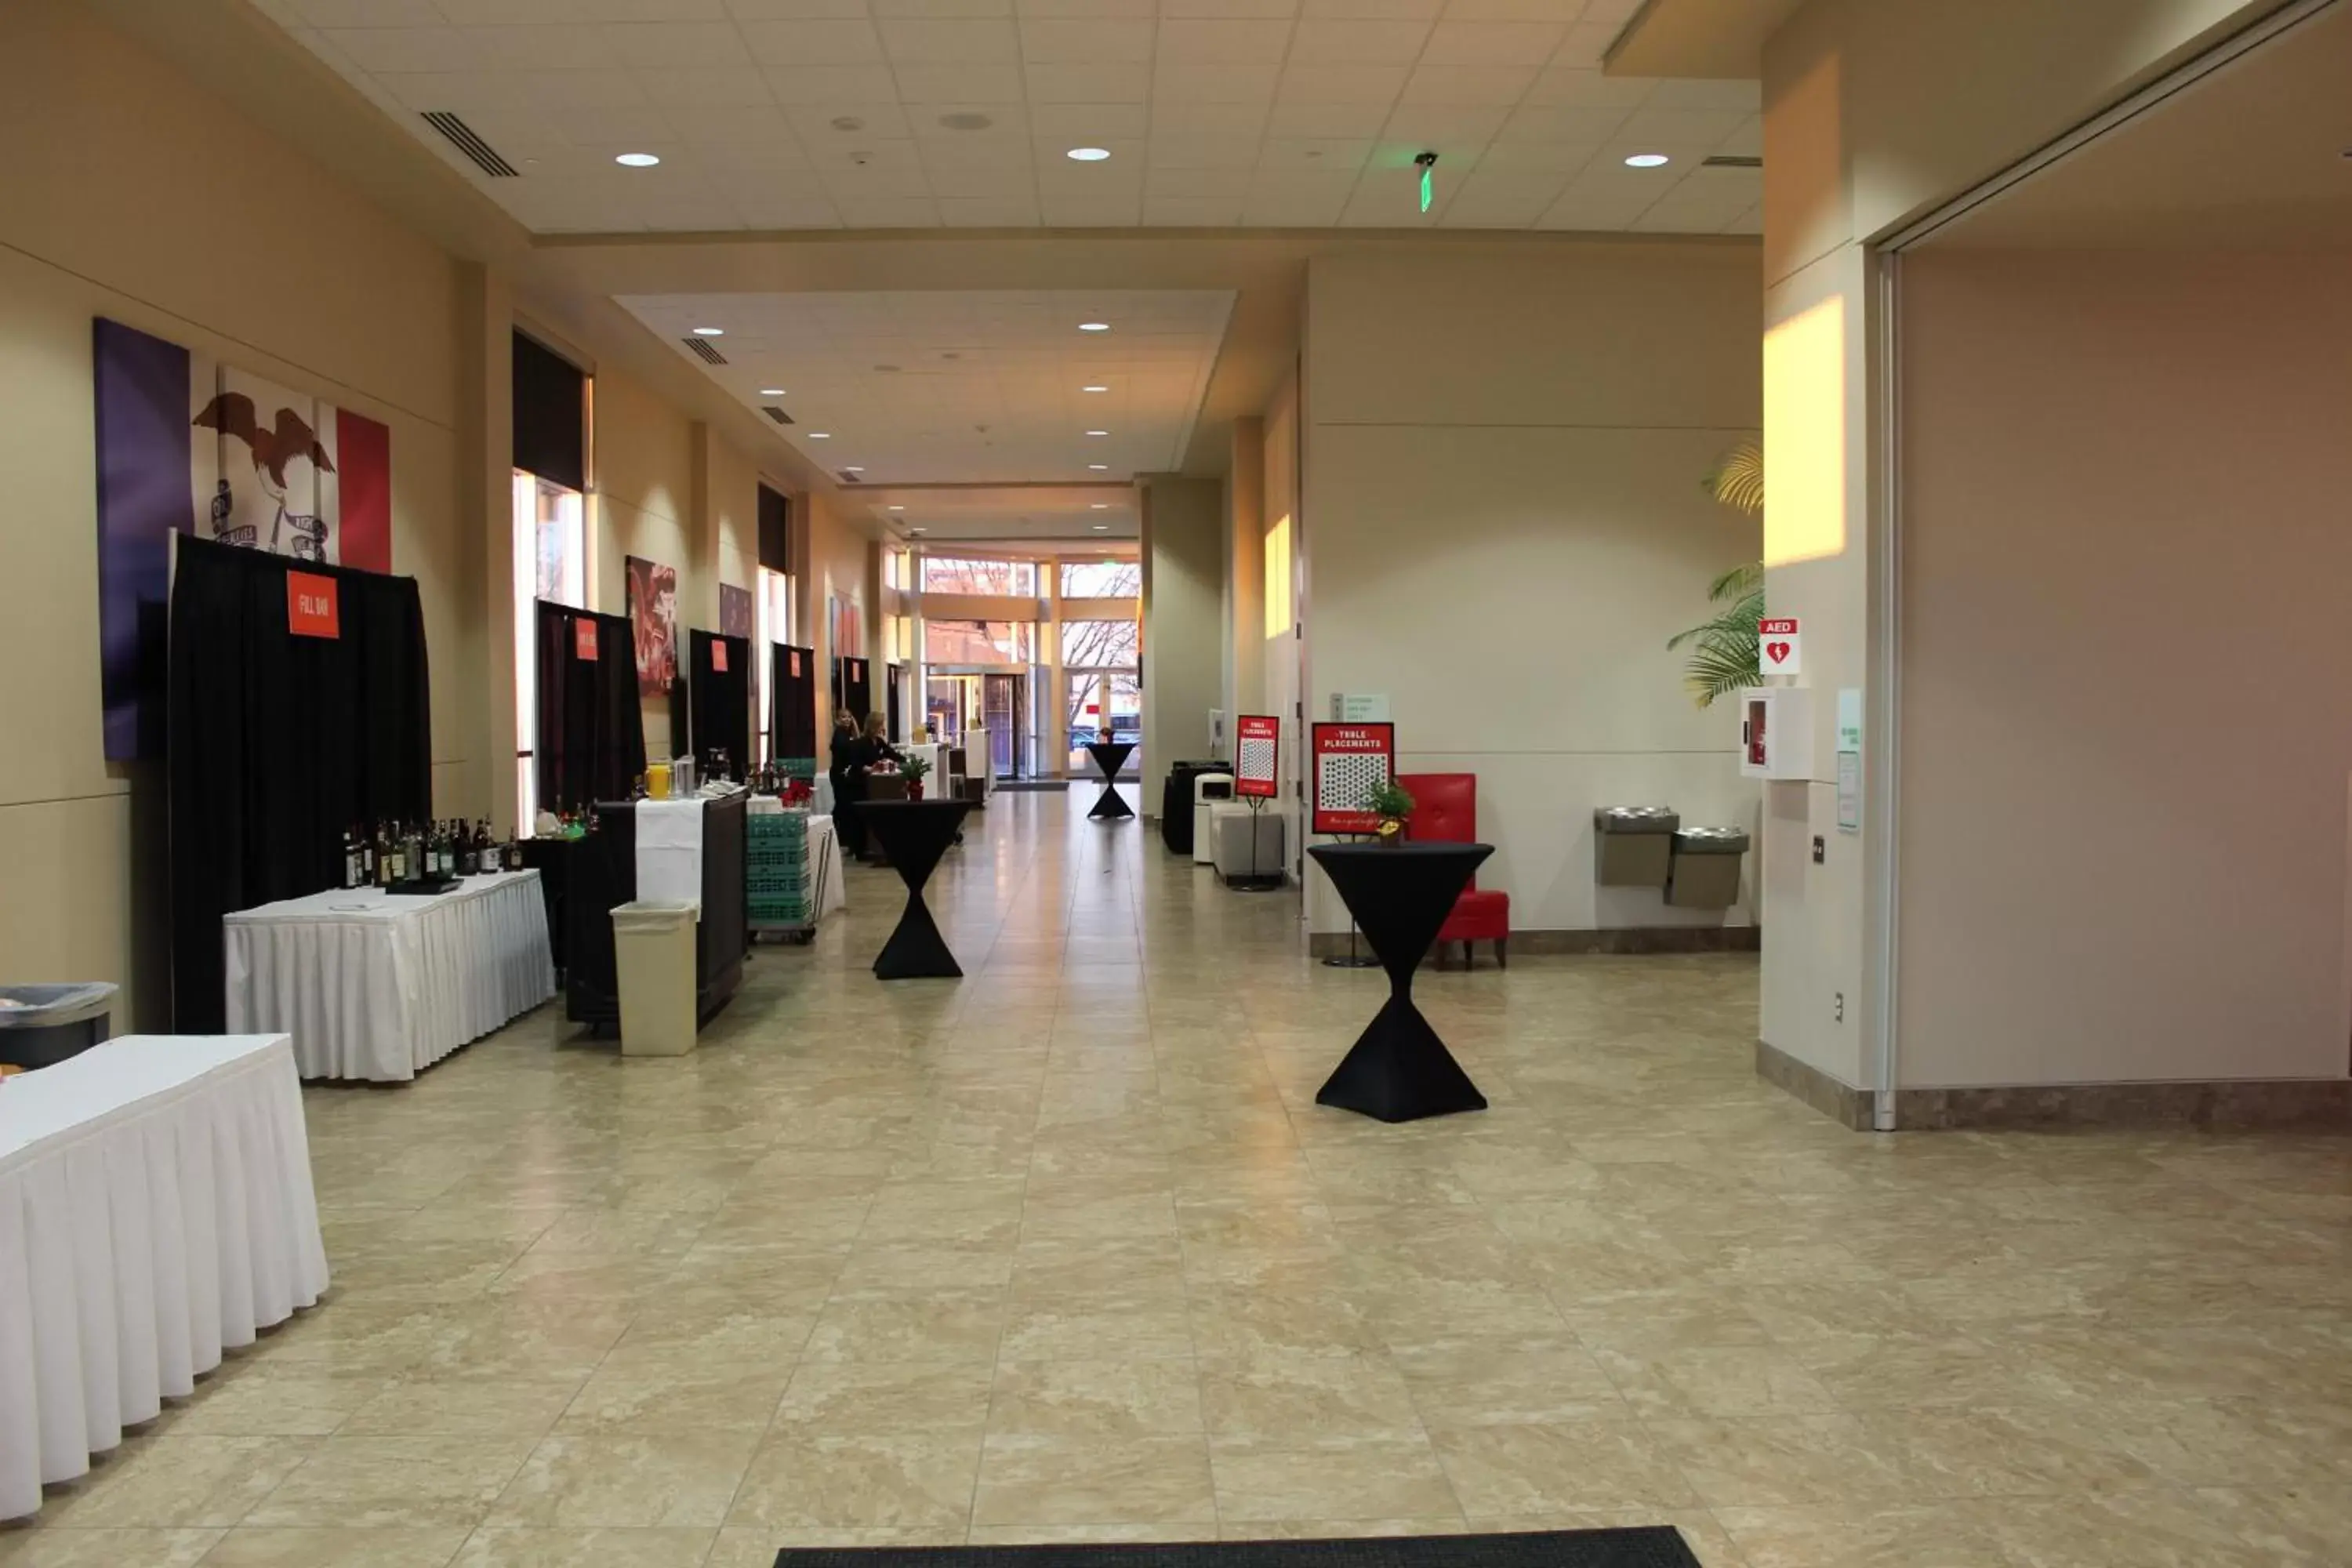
[223,871,555,1082]
[0,1034,326,1519]
[808,814,848,920]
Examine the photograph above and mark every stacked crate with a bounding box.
[747,808,811,936]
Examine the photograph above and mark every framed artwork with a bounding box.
[626,554,678,695]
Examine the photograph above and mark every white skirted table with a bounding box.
[223,870,555,1082]
[0,1033,327,1520]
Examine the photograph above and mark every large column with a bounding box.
[1225,418,1265,742]
[1139,474,1225,820]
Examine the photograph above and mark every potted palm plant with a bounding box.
[1668,441,1766,707]
[899,753,931,801]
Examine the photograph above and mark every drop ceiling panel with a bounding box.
[256,0,1769,232]
[615,289,1232,536]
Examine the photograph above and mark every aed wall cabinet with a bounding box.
[1738,687,1815,781]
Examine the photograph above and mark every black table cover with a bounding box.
[1309,842,1494,1123]
[861,800,973,979]
[1085,741,1136,820]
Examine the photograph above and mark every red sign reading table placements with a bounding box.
[1235,715,1280,799]
[1310,721,1396,836]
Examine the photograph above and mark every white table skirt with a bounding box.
[0,1034,326,1520]
[808,814,847,920]
[223,871,555,1083]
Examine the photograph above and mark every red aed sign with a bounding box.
[1236,715,1280,799]
[575,619,598,661]
[712,641,729,673]
[286,572,339,639]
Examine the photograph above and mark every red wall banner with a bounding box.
[1235,715,1280,798]
[1311,721,1396,836]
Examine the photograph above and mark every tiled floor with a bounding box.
[10,791,2352,1566]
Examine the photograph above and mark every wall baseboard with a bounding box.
[1757,1039,2352,1131]
[1755,1039,1875,1130]
[1308,926,1760,960]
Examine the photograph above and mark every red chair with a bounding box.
[1396,772,1510,970]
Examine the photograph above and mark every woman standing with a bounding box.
[828,710,869,856]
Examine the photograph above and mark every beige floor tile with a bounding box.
[241,1437,535,1530]
[447,1528,713,1567]
[969,1523,1217,1544]
[1207,1436,1459,1523]
[485,1432,756,1529]
[1461,1512,1746,1568]
[971,1435,1218,1528]
[1644,1414,1911,1510]
[195,1526,472,1566]
[339,1379,582,1440]
[1196,1348,1422,1440]
[556,1369,789,1434]
[0,1529,222,1567]
[166,1370,393,1437]
[1217,1519,1468,1542]
[774,1360,996,1432]
[37,1436,313,1528]
[988,1359,1205,1437]
[725,1432,983,1530]
[1391,1335,1628,1426]
[1425,1420,1699,1515]
[706,1525,961,1565]
[1715,1502,2014,1567]
[800,1288,1008,1364]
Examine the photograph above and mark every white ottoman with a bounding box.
[1210,802,1285,885]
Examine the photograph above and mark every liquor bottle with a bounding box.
[361,826,377,887]
[477,819,496,873]
[383,825,404,884]
[434,822,450,877]
[405,823,423,882]
[424,822,440,879]
[341,828,358,889]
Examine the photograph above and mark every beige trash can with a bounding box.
[612,900,699,1057]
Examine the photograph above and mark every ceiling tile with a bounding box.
[785,101,917,142]
[1158,0,1300,15]
[1436,169,1566,224]
[1549,19,1620,66]
[1040,191,1145,224]
[318,27,477,74]
[1535,189,1653,230]
[877,17,1022,61]
[1147,134,1264,169]
[938,195,1044,223]
[1398,64,1535,103]
[1299,0,1443,15]
[1439,0,1590,18]
[1713,115,1762,157]
[1018,19,1156,62]
[722,0,871,14]
[1143,195,1249,224]
[1519,67,1653,107]
[1023,63,1152,103]
[733,193,845,226]
[664,103,797,140]
[1378,103,1509,145]
[1498,102,1631,142]
[1274,63,1410,103]
[634,66,775,105]
[1152,60,1284,103]
[593,20,753,64]
[1028,103,1151,139]
[1155,18,1297,63]
[1616,107,1752,146]
[1017,0,1155,15]
[834,196,946,225]
[1149,99,1272,136]
[1476,136,1596,172]
[1265,100,1392,137]
[1721,201,1762,235]
[295,0,447,22]
[1420,20,1564,64]
[874,0,1014,14]
[1645,77,1762,111]
[896,63,1028,101]
[765,64,903,100]
[456,24,630,69]
[736,17,885,63]
[1287,18,1431,63]
[1258,136,1371,169]
[550,104,677,142]
[1144,165,1235,198]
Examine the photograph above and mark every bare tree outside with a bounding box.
[921,557,1036,595]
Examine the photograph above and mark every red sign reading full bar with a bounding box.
[286,572,339,639]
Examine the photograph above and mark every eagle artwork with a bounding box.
[193,390,336,558]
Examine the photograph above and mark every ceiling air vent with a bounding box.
[683,337,728,365]
[421,112,519,178]
[837,470,863,484]
[1702,154,1762,169]
[761,406,794,425]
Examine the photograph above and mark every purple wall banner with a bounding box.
[93,318,194,760]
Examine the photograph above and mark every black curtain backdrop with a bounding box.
[886,662,903,742]
[535,599,646,812]
[513,332,586,492]
[770,644,817,761]
[837,655,873,723]
[169,535,431,1032]
[688,629,751,782]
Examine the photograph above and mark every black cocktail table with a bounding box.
[1308,842,1493,1123]
[1084,741,1136,820]
[858,799,973,979]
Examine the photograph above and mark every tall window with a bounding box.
[1265,514,1292,640]
[1060,560,1139,598]
[514,472,585,825]
[1064,612,1139,771]
[926,619,1033,664]
[921,556,1036,595]
[754,565,793,764]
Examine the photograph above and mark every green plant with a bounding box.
[898,753,931,782]
[1363,778,1416,819]
[1668,441,1766,707]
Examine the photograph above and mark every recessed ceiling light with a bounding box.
[1066,147,1111,162]
[909,527,927,534]
[1092,524,1110,531]
[760,388,786,397]
[615,152,661,168]
[1624,153,1671,169]
[1090,503,1109,510]
[1088,463,1109,470]
[691,326,724,336]
[1081,384,1108,393]
[887,505,905,511]
[1085,430,1109,436]
[808,432,830,439]
[844,466,864,473]
[1078,322,1109,332]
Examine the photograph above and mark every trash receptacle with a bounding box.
[1593,807,1680,887]
[0,983,118,1073]
[1667,827,1750,909]
[610,902,699,1058]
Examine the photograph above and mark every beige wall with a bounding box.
[801,490,877,753]
[1224,417,1267,747]
[1141,476,1225,815]
[1765,0,2283,285]
[1301,243,1763,934]
[1896,246,2352,1087]
[0,0,472,1028]
[593,365,699,760]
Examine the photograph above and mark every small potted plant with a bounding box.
[900,753,932,801]
[1363,778,1416,846]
